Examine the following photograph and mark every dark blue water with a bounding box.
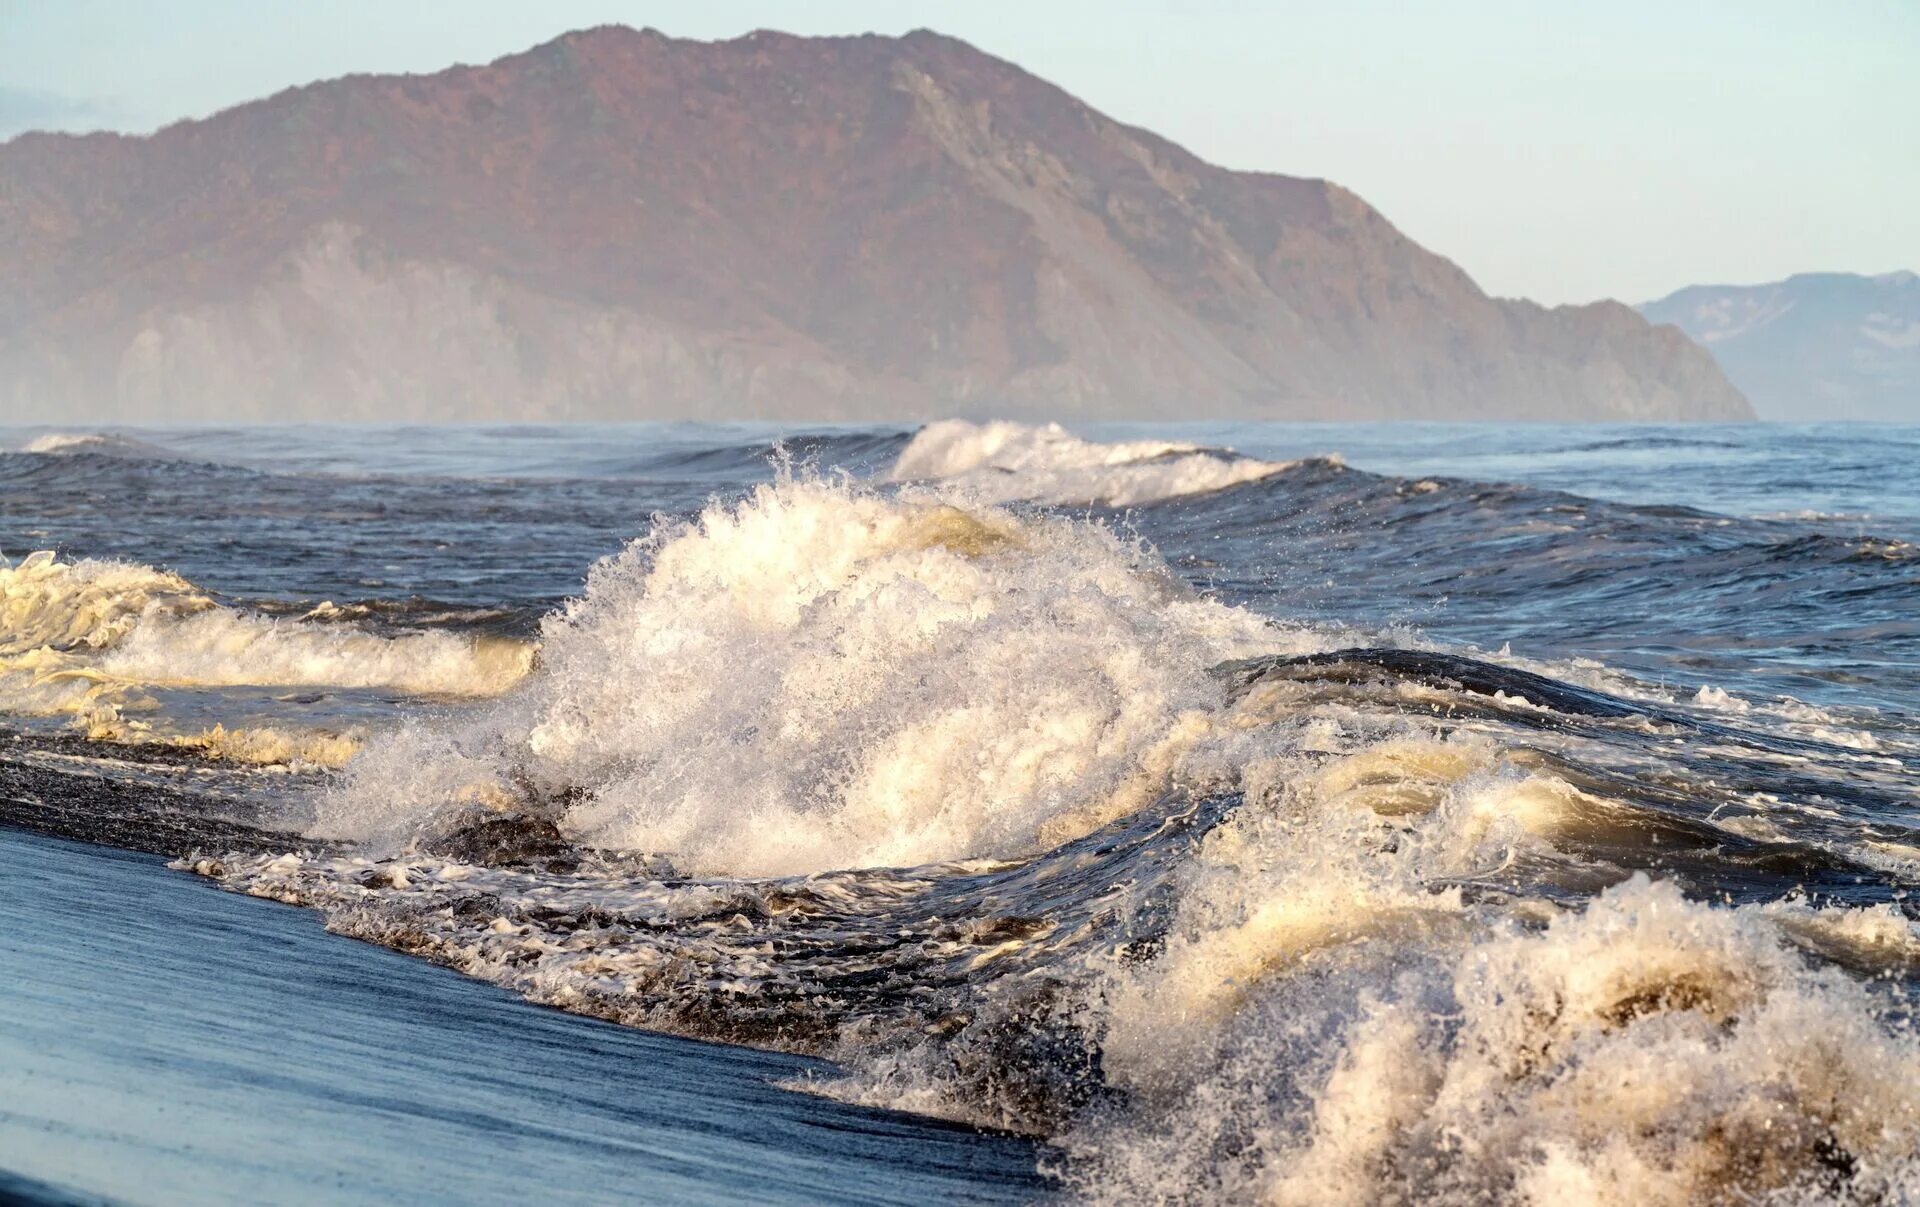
[0,829,1039,1206]
[2,420,1918,1204]
[4,422,1912,707]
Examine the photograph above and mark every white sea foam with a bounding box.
[888,419,1305,506]
[1692,683,1750,712]
[163,432,1920,1200]
[95,605,530,696]
[22,431,121,454]
[83,716,368,769]
[18,431,172,458]
[320,477,1321,874]
[0,552,530,757]
[0,551,208,656]
[261,674,1920,1202]
[1070,757,1920,1204]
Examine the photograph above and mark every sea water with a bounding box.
[1,419,1917,1204]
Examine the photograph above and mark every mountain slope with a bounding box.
[0,26,1751,422]
[1641,272,1917,421]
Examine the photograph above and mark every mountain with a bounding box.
[1641,273,1918,422]
[0,26,1750,423]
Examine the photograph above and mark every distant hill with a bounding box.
[0,26,1750,423]
[1642,272,1918,421]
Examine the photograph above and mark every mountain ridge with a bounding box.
[0,25,1752,422]
[1641,271,1917,421]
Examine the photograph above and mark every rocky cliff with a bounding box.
[0,26,1752,422]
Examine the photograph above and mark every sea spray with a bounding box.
[5,419,1891,1202]
[0,552,531,762]
[317,475,1311,872]
[890,419,1305,506]
[188,457,1920,1202]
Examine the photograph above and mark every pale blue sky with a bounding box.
[1,0,1912,305]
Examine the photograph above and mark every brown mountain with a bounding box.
[0,26,1751,422]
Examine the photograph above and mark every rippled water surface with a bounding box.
[2,419,1918,1205]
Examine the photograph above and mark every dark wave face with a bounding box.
[4,419,1920,1204]
[1131,456,1920,713]
[0,425,907,614]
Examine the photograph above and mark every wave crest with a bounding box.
[17,431,183,460]
[318,476,1313,874]
[0,551,532,757]
[889,419,1306,506]
[1078,872,1920,1205]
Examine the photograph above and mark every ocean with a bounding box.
[1,419,1917,1204]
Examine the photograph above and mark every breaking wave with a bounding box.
[0,550,532,762]
[314,476,1312,871]
[1077,870,1920,1204]
[889,419,1305,506]
[179,460,1920,1203]
[17,431,180,458]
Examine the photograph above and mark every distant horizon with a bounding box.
[1,3,1912,307]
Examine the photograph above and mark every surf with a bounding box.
[0,550,532,765]
[4,419,1918,1203]
[168,432,1920,1204]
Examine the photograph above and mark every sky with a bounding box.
[0,0,1913,305]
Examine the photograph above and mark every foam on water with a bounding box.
[1072,742,1920,1204]
[97,605,530,696]
[320,476,1317,874]
[889,419,1304,506]
[1103,885,1920,1205]
[9,420,1915,1202]
[19,431,161,457]
[0,551,530,761]
[190,462,1920,1202]
[208,704,1920,1204]
[80,716,369,769]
